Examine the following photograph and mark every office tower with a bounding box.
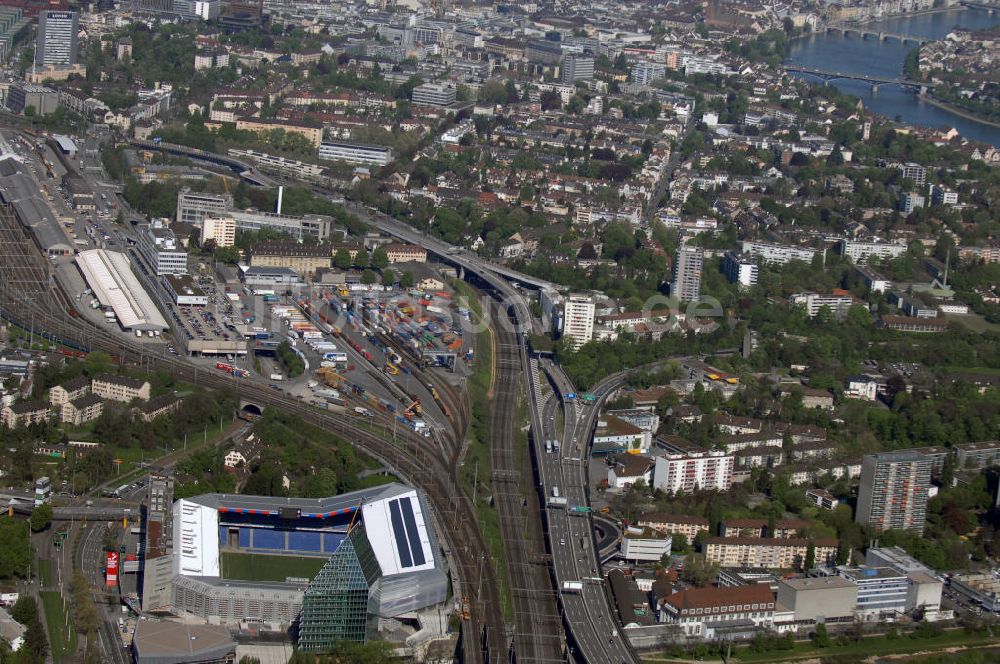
[411,82,456,108]
[673,246,703,302]
[856,451,932,535]
[561,54,594,83]
[35,10,77,66]
[562,294,595,349]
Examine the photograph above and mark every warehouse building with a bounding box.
[0,158,72,256]
[74,249,169,333]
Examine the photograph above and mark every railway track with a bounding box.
[490,301,565,663]
[370,327,471,468]
[0,207,504,663]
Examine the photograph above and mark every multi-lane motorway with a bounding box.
[530,359,637,664]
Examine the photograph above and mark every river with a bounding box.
[786,8,1000,146]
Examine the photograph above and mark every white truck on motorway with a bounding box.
[561,581,583,593]
[269,373,283,381]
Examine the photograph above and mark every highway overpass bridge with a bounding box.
[130,140,277,187]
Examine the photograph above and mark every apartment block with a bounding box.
[838,239,908,262]
[61,393,103,426]
[954,441,1000,470]
[703,537,838,570]
[92,374,151,403]
[856,451,931,534]
[635,513,710,540]
[723,251,758,287]
[652,451,734,494]
[672,246,703,302]
[49,375,90,406]
[1,401,50,428]
[317,141,394,167]
[200,215,236,248]
[740,241,816,265]
[562,294,595,350]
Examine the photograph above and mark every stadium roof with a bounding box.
[132,620,235,664]
[75,249,169,331]
[188,482,414,519]
[180,483,439,580]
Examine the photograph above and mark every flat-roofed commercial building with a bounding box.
[163,274,208,306]
[776,576,857,622]
[6,82,59,115]
[74,249,169,332]
[411,82,457,107]
[131,620,235,664]
[318,141,394,167]
[176,188,233,226]
[230,209,333,242]
[138,223,188,276]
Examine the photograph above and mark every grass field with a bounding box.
[37,558,53,587]
[643,630,1000,664]
[40,590,76,659]
[945,313,1000,334]
[730,629,998,663]
[220,552,328,583]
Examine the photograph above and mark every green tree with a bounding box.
[804,541,816,571]
[30,504,53,532]
[400,271,414,289]
[680,553,719,587]
[334,248,352,270]
[371,245,389,269]
[381,269,396,287]
[354,247,370,269]
[361,269,377,285]
[812,621,830,647]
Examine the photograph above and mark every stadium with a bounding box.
[163,483,449,648]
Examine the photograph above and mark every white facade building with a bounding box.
[563,294,595,349]
[200,215,236,248]
[839,239,908,262]
[653,451,734,494]
[620,527,671,562]
[317,141,394,167]
[741,241,816,265]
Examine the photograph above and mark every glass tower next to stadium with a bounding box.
[298,526,381,649]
